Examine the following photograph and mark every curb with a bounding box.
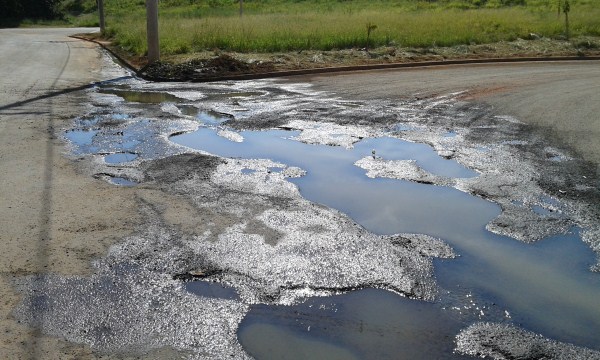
[145,55,600,83]
[70,35,141,75]
[72,35,600,83]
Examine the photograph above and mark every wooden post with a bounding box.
[98,0,105,34]
[146,0,160,64]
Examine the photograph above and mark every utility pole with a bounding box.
[146,0,160,64]
[240,0,243,17]
[563,0,570,40]
[98,0,105,33]
[557,0,561,18]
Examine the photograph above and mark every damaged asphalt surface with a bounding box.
[1,29,600,359]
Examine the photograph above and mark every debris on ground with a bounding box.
[139,54,275,81]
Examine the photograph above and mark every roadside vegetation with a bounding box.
[59,0,600,55]
[2,0,599,73]
[0,0,64,27]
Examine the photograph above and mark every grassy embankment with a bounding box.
[68,0,600,59]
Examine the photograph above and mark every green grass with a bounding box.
[73,0,600,55]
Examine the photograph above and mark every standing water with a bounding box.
[171,119,600,356]
[66,84,599,358]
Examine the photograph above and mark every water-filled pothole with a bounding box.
[171,128,484,237]
[64,80,600,357]
[104,152,138,164]
[532,205,554,216]
[109,177,137,186]
[172,125,600,351]
[65,129,97,146]
[239,288,467,360]
[94,173,137,186]
[185,281,240,301]
[178,106,232,126]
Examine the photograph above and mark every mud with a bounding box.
[140,54,275,81]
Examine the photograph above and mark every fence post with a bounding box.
[146,0,160,64]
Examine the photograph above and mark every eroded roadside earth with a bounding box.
[5,36,600,359]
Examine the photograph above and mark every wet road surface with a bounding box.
[2,28,600,359]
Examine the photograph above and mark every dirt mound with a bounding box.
[140,54,275,81]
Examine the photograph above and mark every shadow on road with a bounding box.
[0,76,133,112]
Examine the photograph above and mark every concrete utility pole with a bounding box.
[146,0,160,64]
[98,0,105,33]
[563,0,571,39]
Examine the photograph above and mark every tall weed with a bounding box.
[96,0,600,55]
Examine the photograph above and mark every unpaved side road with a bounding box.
[303,61,600,167]
[0,28,146,359]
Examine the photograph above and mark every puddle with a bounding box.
[267,167,283,174]
[436,229,600,348]
[178,105,201,117]
[94,173,137,186]
[75,116,101,127]
[104,152,138,164]
[60,79,600,358]
[532,205,554,216]
[239,323,361,360]
[239,289,468,360]
[185,281,240,301]
[172,126,600,352]
[173,129,477,179]
[539,195,562,208]
[111,113,130,121]
[178,106,232,126]
[65,129,97,147]
[64,117,185,164]
[100,89,183,104]
[171,128,483,238]
[109,177,137,186]
[241,168,257,175]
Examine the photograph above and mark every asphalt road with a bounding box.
[1,28,599,359]
[304,60,600,166]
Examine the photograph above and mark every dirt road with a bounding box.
[303,61,600,166]
[0,28,144,359]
